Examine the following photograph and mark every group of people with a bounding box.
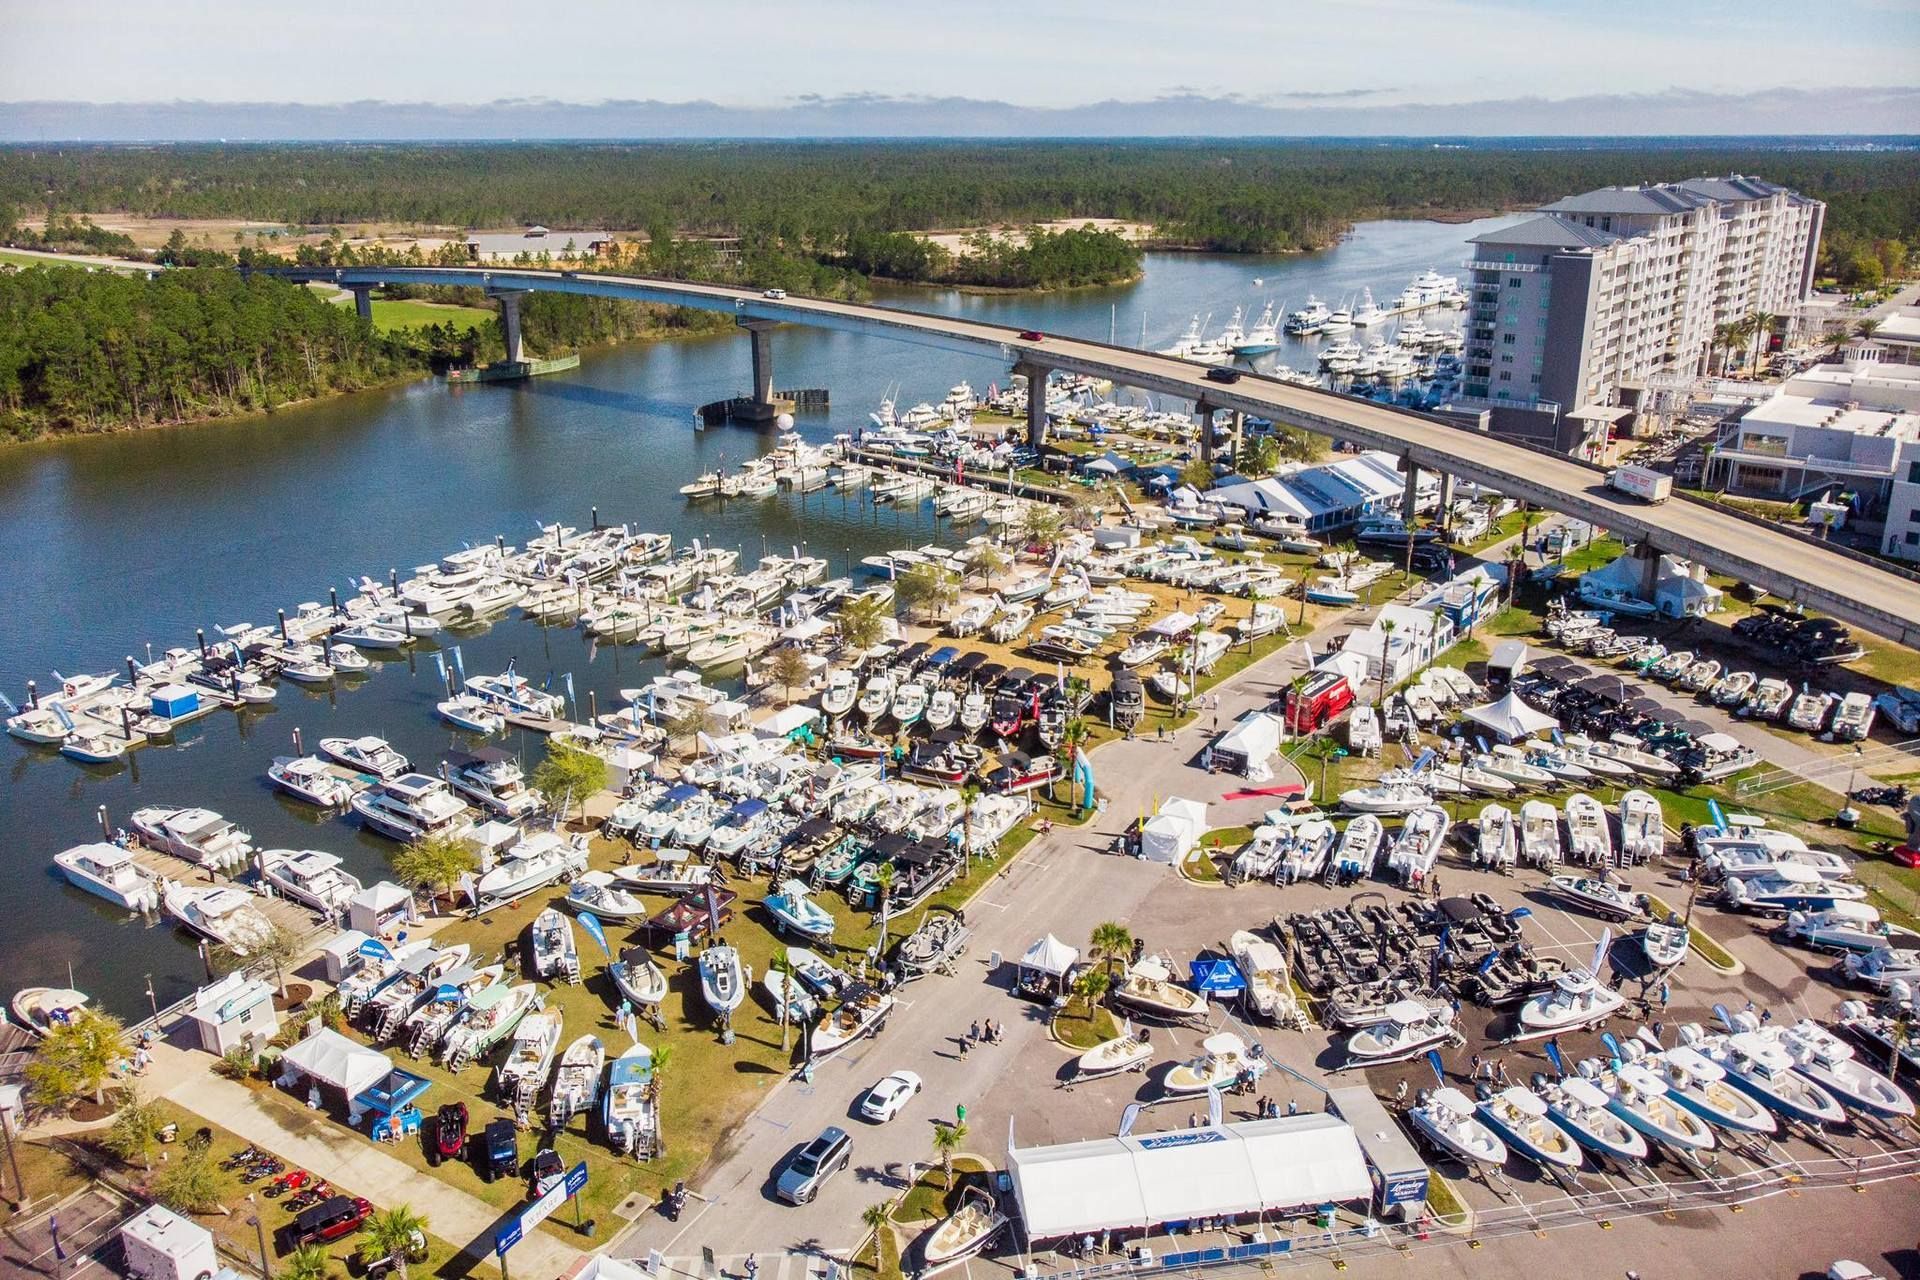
[960,1018,1003,1054]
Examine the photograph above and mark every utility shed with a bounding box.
[1008,1115,1371,1239]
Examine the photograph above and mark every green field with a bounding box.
[327,294,496,334]
[0,248,146,274]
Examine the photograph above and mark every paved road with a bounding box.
[269,263,1920,649]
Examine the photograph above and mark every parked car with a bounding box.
[477,1117,518,1183]
[427,1102,467,1168]
[857,1071,922,1123]
[775,1126,853,1204]
[276,1195,372,1253]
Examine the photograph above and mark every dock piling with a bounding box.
[277,609,288,643]
[196,628,207,660]
[329,586,340,616]
[24,680,35,709]
[97,804,110,839]
[126,656,138,685]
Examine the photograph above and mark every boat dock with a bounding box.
[108,834,344,935]
[848,446,1079,506]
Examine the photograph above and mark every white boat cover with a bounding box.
[1462,692,1558,743]
[1146,612,1199,639]
[1020,934,1080,978]
[1009,1115,1370,1238]
[278,1028,392,1098]
[1141,797,1209,864]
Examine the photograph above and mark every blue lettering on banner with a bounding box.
[494,1223,521,1257]
[565,1160,590,1196]
[1133,1129,1227,1151]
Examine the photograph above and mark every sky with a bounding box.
[3,0,1917,135]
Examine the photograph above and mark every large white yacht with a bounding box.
[53,842,160,912]
[129,807,254,872]
[163,882,275,954]
[440,749,543,820]
[259,849,363,914]
[473,831,590,908]
[318,735,412,781]
[350,773,474,842]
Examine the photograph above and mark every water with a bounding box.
[0,215,1504,1017]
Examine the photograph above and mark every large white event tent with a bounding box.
[1140,797,1208,864]
[1461,690,1558,743]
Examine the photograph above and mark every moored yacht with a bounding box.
[162,882,275,954]
[130,807,253,872]
[319,735,412,781]
[259,849,363,915]
[268,755,357,808]
[53,842,160,912]
[351,773,474,842]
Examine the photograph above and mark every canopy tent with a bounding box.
[1189,957,1247,995]
[1213,713,1283,778]
[1140,797,1208,864]
[1008,1115,1371,1239]
[1082,451,1136,476]
[357,1066,432,1136]
[277,1029,392,1117]
[1021,934,1080,978]
[1462,691,1559,743]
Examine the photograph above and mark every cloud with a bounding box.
[2,86,1915,141]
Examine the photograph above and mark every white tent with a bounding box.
[277,1028,391,1101]
[1021,934,1079,977]
[1141,797,1208,864]
[1462,691,1559,743]
[1214,713,1283,777]
[1009,1115,1371,1239]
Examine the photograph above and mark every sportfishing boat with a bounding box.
[698,945,746,1017]
[1539,1076,1650,1165]
[1833,1001,1920,1077]
[602,1043,659,1157]
[857,672,896,723]
[1564,793,1612,865]
[1409,1087,1508,1169]
[1641,916,1690,969]
[810,984,895,1058]
[609,947,669,1009]
[1074,1022,1155,1081]
[9,987,90,1039]
[1337,782,1431,815]
[548,1034,606,1129]
[1519,799,1561,867]
[130,806,253,872]
[1112,956,1208,1022]
[1481,745,1555,789]
[1476,1086,1581,1170]
[437,694,505,734]
[1582,736,1681,782]
[496,1007,565,1113]
[1688,1023,1847,1127]
[1475,803,1517,870]
[318,735,411,781]
[268,756,356,808]
[923,687,959,732]
[761,968,818,1024]
[1638,1043,1777,1135]
[989,601,1036,643]
[1234,302,1282,355]
[162,882,274,955]
[474,831,590,907]
[1345,1000,1459,1066]
[528,908,581,983]
[759,877,832,939]
[1720,863,1867,914]
[400,963,504,1056]
[441,982,539,1072]
[1780,902,1918,955]
[820,669,859,719]
[1588,1062,1717,1155]
[563,871,647,919]
[352,773,473,842]
[1518,966,1627,1035]
[1163,1032,1267,1095]
[1845,943,1920,991]
[1618,790,1663,863]
[440,749,542,820]
[959,687,990,734]
[52,842,160,912]
[259,849,363,915]
[787,946,850,1000]
[919,1185,1007,1274]
[890,679,929,729]
[1332,813,1385,879]
[1545,874,1642,922]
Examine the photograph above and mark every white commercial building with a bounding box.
[1460,176,1824,453]
[184,970,279,1057]
[1209,450,1425,534]
[1008,1115,1372,1240]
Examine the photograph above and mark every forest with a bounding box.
[0,264,724,440]
[2,140,1915,283]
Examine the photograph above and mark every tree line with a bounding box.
[0,261,733,439]
[2,140,1913,266]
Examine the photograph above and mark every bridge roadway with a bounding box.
[273,264,1920,648]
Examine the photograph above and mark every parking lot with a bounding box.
[2,1185,138,1279]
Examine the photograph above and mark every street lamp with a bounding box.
[144,974,159,1023]
[247,1194,272,1279]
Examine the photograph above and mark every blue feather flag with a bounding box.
[577,911,610,958]
[1425,1049,1446,1086]
[1544,1039,1565,1075]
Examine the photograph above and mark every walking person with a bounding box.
[745,1256,758,1280]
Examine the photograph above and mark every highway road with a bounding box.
[270,265,1920,648]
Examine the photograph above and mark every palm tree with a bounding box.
[931,1120,968,1188]
[284,1245,335,1280]
[358,1206,428,1280]
[861,1202,893,1267]
[1089,921,1134,978]
[646,1043,674,1103]
[1061,718,1091,811]
[1073,966,1112,1010]
[1377,618,1398,708]
[1741,309,1774,373]
[1711,321,1743,376]
[1821,328,1853,362]
[959,781,984,862]
[1286,673,1309,738]
[869,860,898,946]
[1854,318,1882,343]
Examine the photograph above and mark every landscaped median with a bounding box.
[1642,893,1744,974]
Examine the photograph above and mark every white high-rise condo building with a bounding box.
[1456,176,1824,454]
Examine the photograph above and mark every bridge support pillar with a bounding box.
[1015,364,1050,447]
[1401,459,1420,521]
[350,285,373,323]
[1437,470,1454,524]
[1231,410,1245,464]
[492,291,527,364]
[1196,402,1217,465]
[735,318,781,424]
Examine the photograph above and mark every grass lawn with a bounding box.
[1051,998,1118,1050]
[0,248,146,274]
[1562,535,1626,576]
[2,1138,93,1223]
[332,297,496,334]
[892,1155,989,1224]
[851,1215,905,1280]
[1425,1173,1468,1225]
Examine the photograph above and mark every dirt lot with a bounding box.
[918,218,1155,255]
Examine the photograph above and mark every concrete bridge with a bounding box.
[269,264,1920,648]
